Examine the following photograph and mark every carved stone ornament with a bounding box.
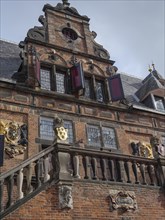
[59,185,73,209]
[0,120,27,158]
[150,135,165,158]
[109,190,137,212]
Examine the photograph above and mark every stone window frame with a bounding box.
[40,63,71,94]
[153,95,165,111]
[83,74,107,103]
[86,123,118,150]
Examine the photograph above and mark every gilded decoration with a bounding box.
[0,120,27,158]
[53,116,68,142]
[109,190,137,212]
[130,141,153,158]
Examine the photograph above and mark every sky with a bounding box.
[0,0,164,79]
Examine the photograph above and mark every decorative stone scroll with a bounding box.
[59,185,73,209]
[109,190,137,212]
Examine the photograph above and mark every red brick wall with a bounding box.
[3,181,165,220]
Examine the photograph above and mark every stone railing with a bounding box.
[0,144,57,219]
[57,144,165,187]
[1,143,164,218]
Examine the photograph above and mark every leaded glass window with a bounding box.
[56,72,65,93]
[64,120,74,143]
[40,69,51,90]
[84,78,91,99]
[86,124,117,149]
[102,127,117,149]
[40,117,54,140]
[87,125,101,147]
[96,81,104,102]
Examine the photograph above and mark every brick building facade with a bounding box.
[0,1,165,219]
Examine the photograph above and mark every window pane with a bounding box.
[87,125,101,147]
[64,120,74,143]
[96,81,104,102]
[40,117,54,140]
[154,96,165,111]
[56,72,65,93]
[84,78,91,98]
[40,69,51,90]
[102,127,117,149]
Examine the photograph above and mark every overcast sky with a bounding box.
[1,0,164,79]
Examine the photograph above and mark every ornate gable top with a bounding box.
[43,0,90,21]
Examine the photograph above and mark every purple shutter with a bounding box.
[108,74,124,101]
[0,135,4,167]
[70,62,85,95]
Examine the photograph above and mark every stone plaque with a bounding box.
[109,190,137,212]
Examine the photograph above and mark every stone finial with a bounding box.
[62,0,70,7]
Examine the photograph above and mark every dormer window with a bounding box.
[154,96,165,111]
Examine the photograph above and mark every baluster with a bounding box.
[17,168,24,199]
[0,179,4,212]
[116,160,123,182]
[154,165,161,186]
[132,161,139,184]
[124,161,131,183]
[6,174,14,209]
[25,163,33,194]
[82,156,89,179]
[147,164,154,185]
[43,156,50,182]
[73,154,80,179]
[139,163,146,185]
[108,159,115,181]
[35,159,42,188]
[91,157,97,180]
[100,158,107,181]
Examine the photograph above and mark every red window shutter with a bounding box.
[108,74,124,101]
[70,62,85,95]
[0,135,4,167]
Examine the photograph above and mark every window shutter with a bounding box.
[108,74,124,101]
[0,135,4,167]
[70,62,85,96]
